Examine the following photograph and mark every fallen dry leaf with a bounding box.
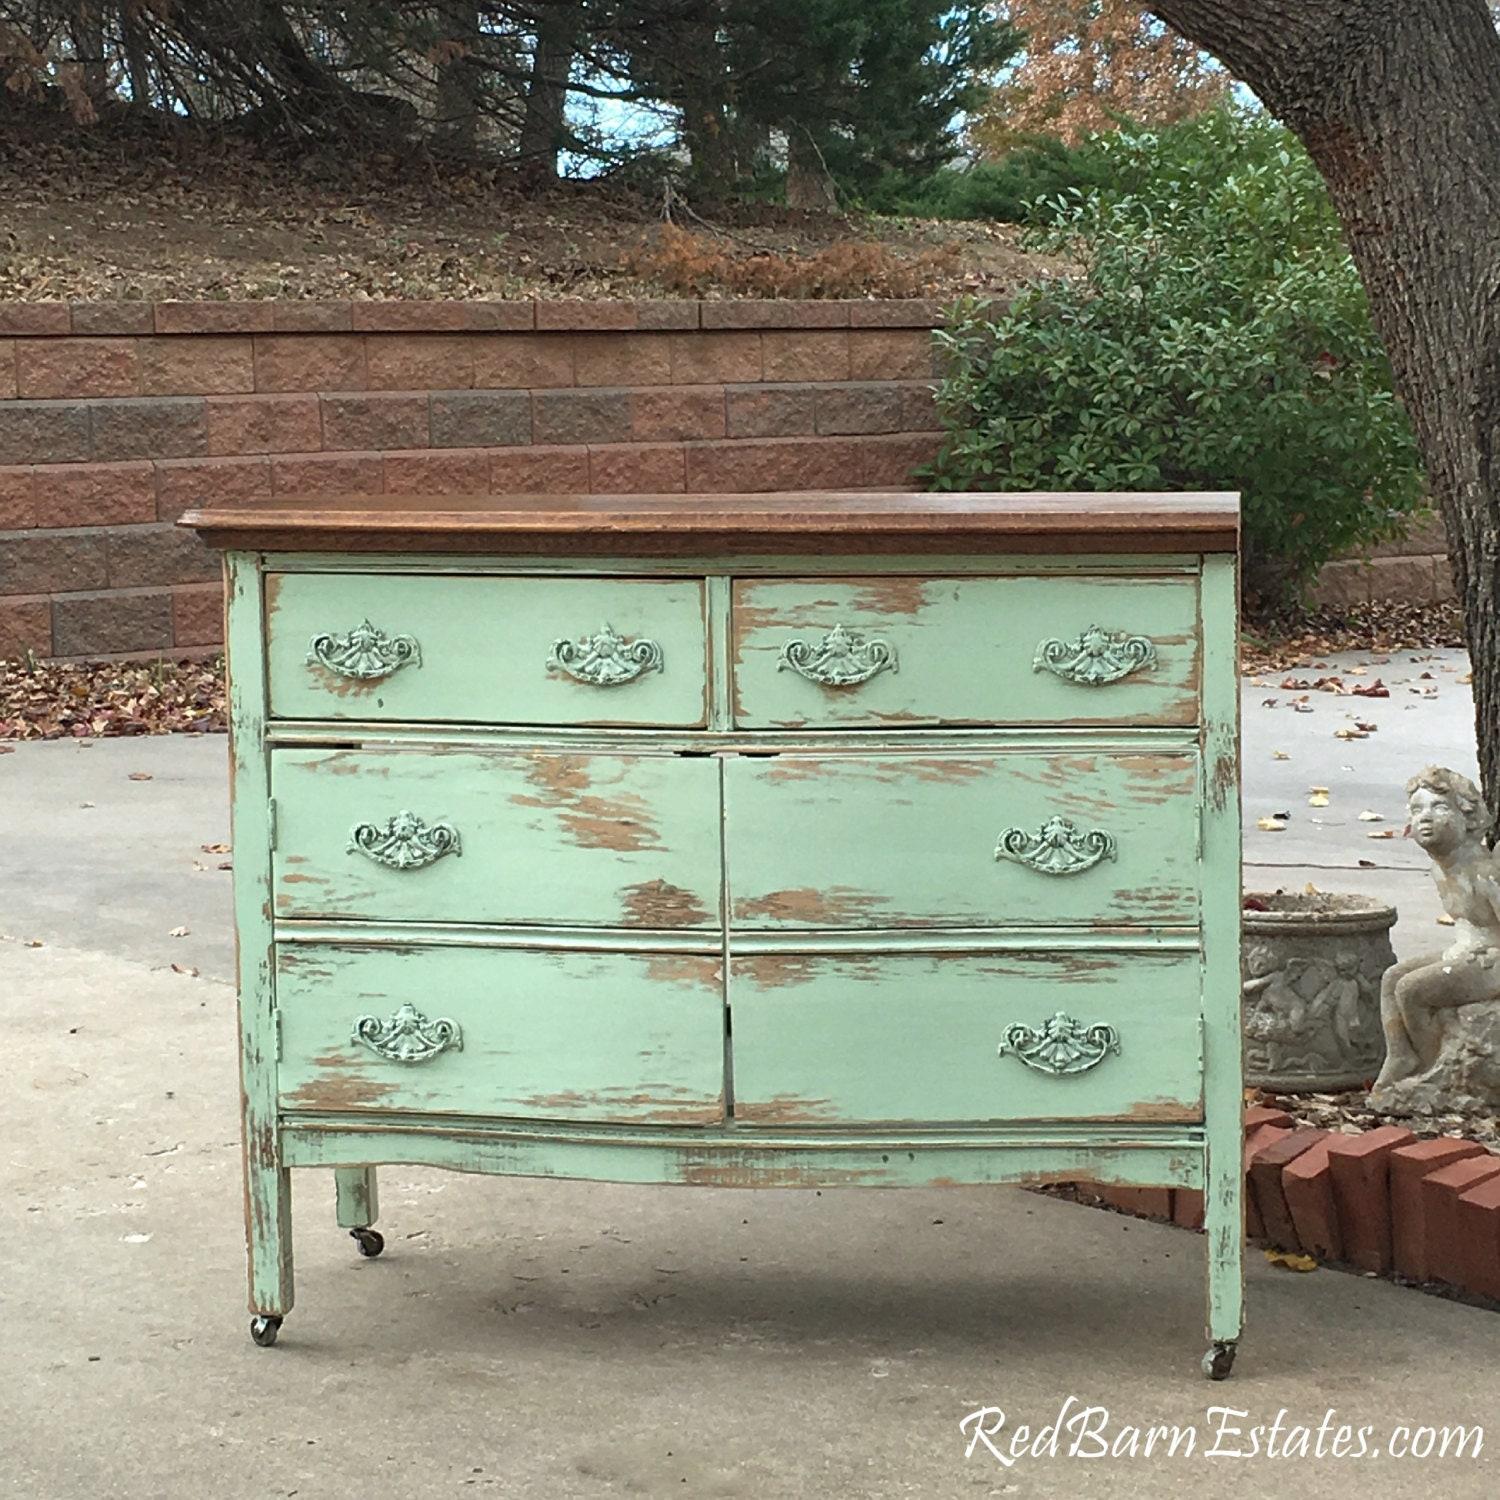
[1367,829,1398,839]
[1308,787,1330,807]
[1437,914,1456,926]
[128,771,153,781]
[1358,858,1376,868]
[168,925,189,937]
[170,963,200,977]
[1272,750,1290,761]
[1358,810,1383,822]
[201,843,230,854]
[1257,816,1289,832]
[1264,1248,1319,1273]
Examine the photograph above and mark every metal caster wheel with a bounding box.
[350,1227,385,1258]
[250,1315,283,1348]
[1201,1340,1237,1380]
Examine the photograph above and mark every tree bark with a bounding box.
[434,1,482,149]
[518,2,582,175]
[1149,0,1500,832]
[785,127,838,211]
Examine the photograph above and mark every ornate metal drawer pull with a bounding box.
[548,623,664,686]
[998,1012,1120,1075]
[778,623,898,687]
[1033,625,1157,685]
[348,811,461,870]
[995,815,1117,875]
[307,620,421,681]
[352,1003,463,1063]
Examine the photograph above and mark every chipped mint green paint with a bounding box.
[732,574,1199,728]
[276,944,725,1124]
[729,951,1202,1125]
[214,519,1241,1376]
[267,571,709,726]
[333,1165,379,1229]
[271,747,721,928]
[725,751,1199,928]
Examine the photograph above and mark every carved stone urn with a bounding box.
[1241,893,1396,1092]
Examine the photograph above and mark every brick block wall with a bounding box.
[0,298,945,660]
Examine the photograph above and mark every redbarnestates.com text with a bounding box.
[960,1400,1483,1466]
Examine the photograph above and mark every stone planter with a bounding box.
[1241,893,1397,1092]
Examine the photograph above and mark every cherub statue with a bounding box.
[1369,767,1500,1113]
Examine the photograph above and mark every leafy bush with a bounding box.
[927,109,1427,606]
[862,134,1120,223]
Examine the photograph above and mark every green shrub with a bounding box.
[926,109,1427,606]
[861,134,1119,223]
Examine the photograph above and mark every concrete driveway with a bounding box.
[3,645,1497,1499]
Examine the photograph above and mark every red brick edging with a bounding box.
[1081,1105,1500,1306]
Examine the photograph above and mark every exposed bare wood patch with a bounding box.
[306,666,383,699]
[642,953,721,988]
[725,1091,841,1125]
[899,758,991,784]
[679,1160,880,1188]
[285,1062,400,1112]
[623,879,714,929]
[848,576,934,615]
[734,954,823,989]
[1124,1098,1202,1123]
[1209,750,1238,814]
[515,1087,723,1124]
[732,885,888,925]
[511,753,666,852]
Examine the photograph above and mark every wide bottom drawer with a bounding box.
[728,950,1203,1126]
[276,944,725,1124]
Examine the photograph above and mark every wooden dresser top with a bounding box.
[178,490,1239,556]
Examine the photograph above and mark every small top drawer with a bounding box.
[266,572,709,726]
[731,574,1199,728]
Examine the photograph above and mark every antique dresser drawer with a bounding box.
[276,943,726,1123]
[730,574,1199,728]
[272,748,721,928]
[726,750,1200,928]
[266,571,710,726]
[728,950,1203,1125]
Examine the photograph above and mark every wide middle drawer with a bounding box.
[271,748,721,928]
[726,750,1200,928]
[266,571,710,726]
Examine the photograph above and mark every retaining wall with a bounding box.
[0,298,944,660]
[0,296,1449,659]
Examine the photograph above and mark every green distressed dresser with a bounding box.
[181,490,1244,1377]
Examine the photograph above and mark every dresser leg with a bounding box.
[336,1165,384,1258]
[1202,1139,1244,1378]
[245,1161,294,1343]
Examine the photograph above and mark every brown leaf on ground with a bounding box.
[1242,602,1465,675]
[0,657,226,741]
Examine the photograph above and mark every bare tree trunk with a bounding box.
[1150,0,1500,830]
[122,8,153,110]
[518,2,581,176]
[785,127,838,211]
[67,1,109,115]
[434,1,481,149]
